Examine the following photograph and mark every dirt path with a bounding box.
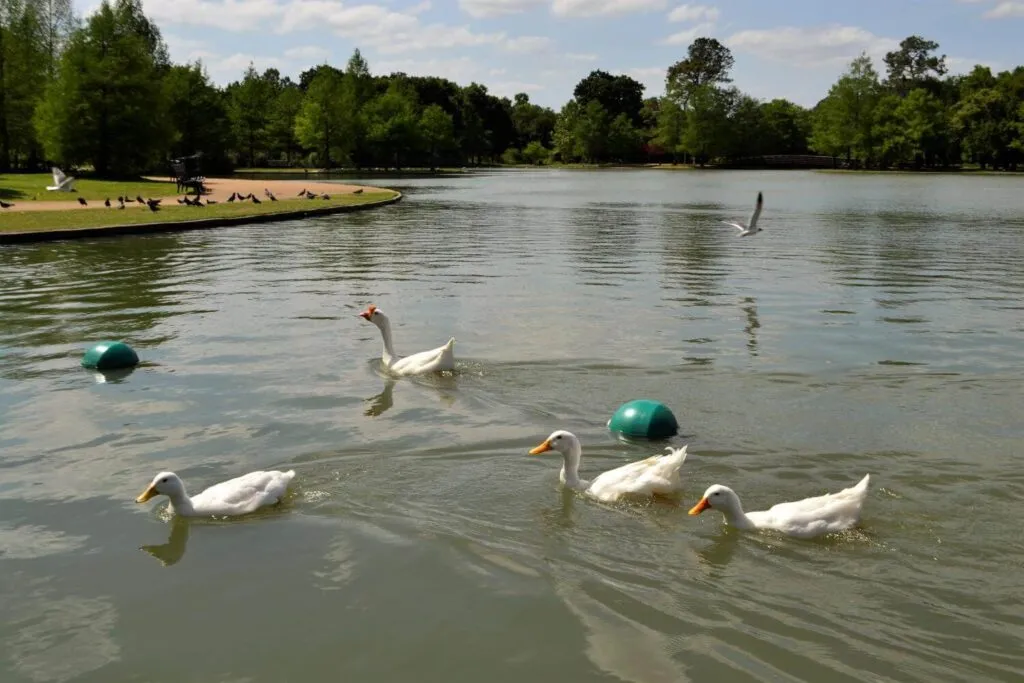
[2,177,385,212]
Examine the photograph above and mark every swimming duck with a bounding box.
[359,304,455,376]
[528,430,688,503]
[689,474,871,539]
[135,470,295,518]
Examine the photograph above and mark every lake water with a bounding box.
[1,168,1022,683]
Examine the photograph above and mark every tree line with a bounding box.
[1,0,1022,177]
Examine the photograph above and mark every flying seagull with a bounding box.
[46,167,76,192]
[722,191,763,237]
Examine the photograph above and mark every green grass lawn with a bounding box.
[0,192,398,234]
[0,173,179,202]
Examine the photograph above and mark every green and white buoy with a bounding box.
[607,399,679,440]
[81,341,139,370]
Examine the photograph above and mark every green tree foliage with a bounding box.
[34,0,170,176]
[3,10,1023,178]
[666,37,734,108]
[164,62,231,171]
[228,64,274,167]
[572,70,645,125]
[294,66,352,168]
[810,53,882,163]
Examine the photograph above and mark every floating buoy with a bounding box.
[81,341,139,370]
[607,399,679,439]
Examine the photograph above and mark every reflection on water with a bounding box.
[1,169,1023,683]
[139,517,191,567]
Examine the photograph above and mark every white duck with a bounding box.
[528,430,688,503]
[722,191,763,237]
[688,474,871,539]
[359,304,455,376]
[135,470,295,518]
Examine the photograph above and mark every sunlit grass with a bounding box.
[0,173,179,202]
[0,192,398,234]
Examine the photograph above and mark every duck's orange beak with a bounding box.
[136,484,158,503]
[688,497,711,515]
[529,440,552,455]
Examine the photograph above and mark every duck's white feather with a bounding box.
[189,470,296,516]
[587,446,689,503]
[360,305,456,376]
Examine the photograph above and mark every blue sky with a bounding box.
[76,0,1022,109]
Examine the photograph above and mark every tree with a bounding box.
[419,103,454,169]
[228,64,274,166]
[1,0,49,169]
[666,37,734,108]
[364,80,420,169]
[34,0,170,176]
[681,85,734,165]
[572,70,645,125]
[267,84,303,164]
[884,35,947,97]
[653,99,686,163]
[952,86,1013,169]
[760,99,811,155]
[163,62,232,171]
[511,92,556,148]
[521,140,549,165]
[294,66,352,168]
[873,89,944,167]
[606,112,642,161]
[809,53,882,165]
[553,100,582,162]
[35,0,75,78]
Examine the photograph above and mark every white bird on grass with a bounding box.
[722,191,763,237]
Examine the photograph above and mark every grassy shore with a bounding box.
[0,192,398,234]
[0,173,179,202]
[234,166,470,175]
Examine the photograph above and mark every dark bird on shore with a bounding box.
[353,188,363,194]
[251,196,261,204]
[117,202,125,210]
[298,188,307,196]
[148,198,161,206]
[146,199,161,212]
[104,198,111,207]
[227,192,237,202]
[117,196,123,203]
[136,195,145,204]
[206,199,218,204]
[306,192,318,199]
[177,197,186,204]
[321,194,330,200]
[77,197,88,206]
[268,191,277,201]
[0,200,13,208]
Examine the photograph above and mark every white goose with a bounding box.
[135,470,295,518]
[688,474,871,539]
[722,191,763,237]
[359,304,455,376]
[528,430,689,503]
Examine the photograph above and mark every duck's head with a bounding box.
[689,484,741,516]
[529,430,580,458]
[359,304,387,326]
[136,472,184,503]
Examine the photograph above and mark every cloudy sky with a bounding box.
[76,0,1020,109]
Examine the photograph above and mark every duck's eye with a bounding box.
[160,478,168,483]
[553,435,561,440]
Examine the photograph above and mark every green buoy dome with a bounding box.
[81,341,139,370]
[607,399,679,439]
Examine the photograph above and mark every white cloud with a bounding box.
[566,52,598,61]
[459,0,545,17]
[142,0,280,32]
[984,2,1024,17]
[283,45,331,62]
[503,35,553,52]
[552,0,666,17]
[726,25,898,67]
[663,21,715,45]
[667,3,718,23]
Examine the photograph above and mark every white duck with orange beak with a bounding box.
[135,469,295,517]
[359,304,456,376]
[528,430,689,503]
[688,474,871,539]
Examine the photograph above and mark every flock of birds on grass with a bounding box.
[137,280,874,542]
[0,184,365,211]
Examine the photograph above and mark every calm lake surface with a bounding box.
[1,169,1022,683]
